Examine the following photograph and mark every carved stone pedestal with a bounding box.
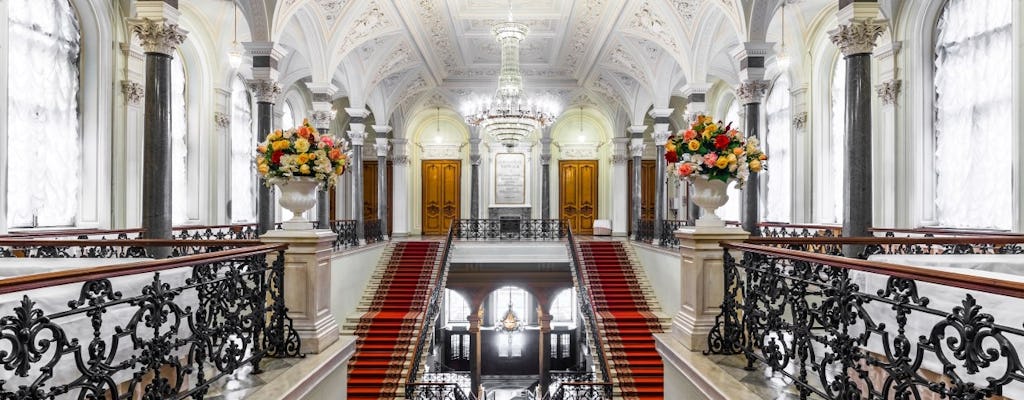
[669,226,749,351]
[261,229,339,354]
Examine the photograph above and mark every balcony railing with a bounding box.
[634,219,655,243]
[564,228,613,399]
[406,222,460,398]
[453,219,568,240]
[708,237,1024,399]
[364,219,385,244]
[0,240,302,399]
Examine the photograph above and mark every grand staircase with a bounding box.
[575,241,670,400]
[343,241,442,400]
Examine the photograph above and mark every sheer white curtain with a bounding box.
[934,0,1012,229]
[6,0,80,228]
[764,76,792,222]
[445,289,471,324]
[719,100,742,223]
[170,55,189,225]
[826,58,846,224]
[230,78,256,223]
[550,288,576,324]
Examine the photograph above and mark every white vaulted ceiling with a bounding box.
[235,0,837,131]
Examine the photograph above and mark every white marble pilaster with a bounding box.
[391,138,411,237]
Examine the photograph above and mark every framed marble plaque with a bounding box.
[493,153,526,204]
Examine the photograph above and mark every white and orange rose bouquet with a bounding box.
[664,115,766,186]
[256,118,350,187]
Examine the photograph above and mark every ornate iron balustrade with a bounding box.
[453,219,567,240]
[745,237,1024,259]
[329,220,360,250]
[708,242,1024,399]
[0,244,302,399]
[658,220,689,248]
[0,239,263,259]
[634,219,655,244]
[407,382,472,400]
[174,224,260,240]
[364,219,385,244]
[548,382,613,400]
[406,222,457,398]
[871,227,1024,238]
[565,229,613,399]
[758,222,841,238]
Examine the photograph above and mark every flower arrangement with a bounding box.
[665,115,766,186]
[256,118,351,187]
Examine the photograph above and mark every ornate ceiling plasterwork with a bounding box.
[414,0,460,71]
[606,45,646,83]
[336,1,395,58]
[371,41,416,87]
[562,0,606,72]
[316,0,349,21]
[628,1,680,54]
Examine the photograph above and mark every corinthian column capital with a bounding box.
[829,19,887,57]
[129,18,188,56]
[736,80,769,105]
[249,80,282,104]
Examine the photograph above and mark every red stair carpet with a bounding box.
[348,241,441,400]
[577,241,664,400]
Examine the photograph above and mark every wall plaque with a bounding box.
[493,153,526,204]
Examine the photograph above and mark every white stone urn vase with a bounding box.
[272,177,320,230]
[690,176,732,227]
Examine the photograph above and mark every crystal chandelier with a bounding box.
[463,2,559,147]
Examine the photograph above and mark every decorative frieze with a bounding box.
[876,79,902,106]
[250,80,282,103]
[556,143,600,160]
[129,18,187,56]
[829,18,886,57]
[214,112,230,129]
[121,80,145,106]
[419,143,462,160]
[792,112,808,130]
[736,80,769,105]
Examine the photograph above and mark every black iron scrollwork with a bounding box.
[454,219,568,241]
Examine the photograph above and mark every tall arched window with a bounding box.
[934,0,1012,229]
[282,101,296,130]
[826,58,846,224]
[764,76,791,222]
[549,288,576,324]
[445,289,471,324]
[6,0,81,228]
[719,100,742,223]
[170,54,189,225]
[230,77,256,223]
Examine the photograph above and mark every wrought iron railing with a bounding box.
[564,228,613,399]
[634,219,655,243]
[453,219,568,240]
[657,219,689,248]
[364,219,385,244]
[757,222,842,238]
[548,382,614,400]
[0,243,302,399]
[0,239,263,259]
[405,222,459,398]
[708,241,1024,399]
[745,236,1024,258]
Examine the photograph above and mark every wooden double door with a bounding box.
[422,160,461,235]
[559,160,598,234]
[627,160,656,234]
[362,160,393,234]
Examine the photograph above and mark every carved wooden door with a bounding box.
[559,160,598,234]
[627,160,656,233]
[363,160,394,234]
[422,160,461,235]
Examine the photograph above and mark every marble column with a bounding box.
[346,108,370,244]
[130,16,186,248]
[391,139,410,236]
[682,87,710,225]
[611,138,630,236]
[650,109,673,244]
[246,42,284,234]
[469,127,482,219]
[311,110,336,229]
[538,314,553,395]
[373,125,392,239]
[737,81,768,236]
[468,314,482,398]
[540,128,553,220]
[628,125,647,239]
[830,18,886,255]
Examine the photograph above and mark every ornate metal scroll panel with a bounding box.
[453,219,567,241]
[707,245,1024,400]
[635,219,655,244]
[0,249,301,399]
[658,220,689,248]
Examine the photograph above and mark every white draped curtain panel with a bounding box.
[230,77,256,223]
[934,0,1013,230]
[6,0,80,228]
[827,58,846,224]
[282,101,295,130]
[171,55,189,225]
[765,76,792,223]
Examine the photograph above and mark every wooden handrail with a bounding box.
[0,243,288,295]
[721,241,1024,299]
[745,236,1024,245]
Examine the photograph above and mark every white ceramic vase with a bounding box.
[690,176,732,227]
[272,177,320,230]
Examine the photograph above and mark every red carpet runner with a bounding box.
[348,241,441,400]
[577,241,664,400]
